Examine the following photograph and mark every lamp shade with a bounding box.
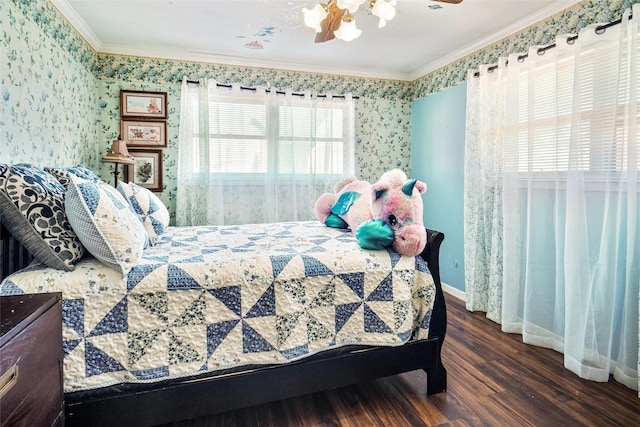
[101,140,135,164]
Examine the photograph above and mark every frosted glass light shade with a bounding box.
[334,16,361,41]
[336,0,366,14]
[302,4,328,32]
[371,0,396,28]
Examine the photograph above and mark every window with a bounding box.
[177,81,356,225]
[503,42,640,177]
[185,86,354,178]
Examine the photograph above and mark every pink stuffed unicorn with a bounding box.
[315,169,427,256]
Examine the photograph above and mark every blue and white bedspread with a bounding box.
[0,221,435,392]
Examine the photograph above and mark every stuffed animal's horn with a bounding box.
[402,179,417,196]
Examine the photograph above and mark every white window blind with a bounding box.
[277,105,346,174]
[186,86,354,177]
[503,36,640,175]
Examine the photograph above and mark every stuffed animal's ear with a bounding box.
[415,180,427,194]
[371,183,389,201]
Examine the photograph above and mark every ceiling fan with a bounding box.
[303,0,464,43]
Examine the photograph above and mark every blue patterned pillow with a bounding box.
[0,163,85,270]
[117,182,170,245]
[65,176,148,274]
[45,165,101,190]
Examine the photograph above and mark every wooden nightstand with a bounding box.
[1,293,64,426]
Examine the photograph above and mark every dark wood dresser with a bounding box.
[1,293,64,426]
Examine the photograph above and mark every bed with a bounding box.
[0,164,446,427]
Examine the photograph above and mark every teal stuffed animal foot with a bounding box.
[325,213,349,229]
[355,219,394,250]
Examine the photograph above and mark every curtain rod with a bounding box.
[473,15,630,78]
[185,80,358,100]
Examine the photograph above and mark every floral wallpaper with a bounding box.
[411,0,638,99]
[96,55,411,101]
[96,79,181,217]
[0,0,98,167]
[355,97,412,174]
[1,0,634,222]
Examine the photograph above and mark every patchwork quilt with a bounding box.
[0,221,436,392]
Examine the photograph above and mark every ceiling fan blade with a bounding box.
[315,1,346,43]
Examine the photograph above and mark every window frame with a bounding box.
[186,87,355,181]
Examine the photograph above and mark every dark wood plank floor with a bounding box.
[163,294,639,427]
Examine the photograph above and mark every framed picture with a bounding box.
[120,90,167,119]
[121,120,167,147]
[125,150,163,192]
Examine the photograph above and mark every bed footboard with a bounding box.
[423,229,447,394]
[64,228,448,426]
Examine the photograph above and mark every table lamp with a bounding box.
[101,139,134,187]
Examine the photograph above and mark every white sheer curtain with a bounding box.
[465,6,639,392]
[177,78,355,226]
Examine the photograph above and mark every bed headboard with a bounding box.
[422,228,446,345]
[0,222,33,281]
[422,229,444,286]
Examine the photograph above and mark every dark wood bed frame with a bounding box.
[1,223,447,427]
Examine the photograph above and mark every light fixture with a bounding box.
[302,0,397,43]
[101,139,134,187]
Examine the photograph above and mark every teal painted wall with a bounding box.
[411,84,467,292]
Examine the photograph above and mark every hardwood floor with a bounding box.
[163,294,639,427]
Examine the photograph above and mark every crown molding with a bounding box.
[98,43,412,81]
[49,0,409,81]
[50,0,102,51]
[50,0,585,83]
[408,0,585,81]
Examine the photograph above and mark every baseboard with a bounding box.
[442,282,466,302]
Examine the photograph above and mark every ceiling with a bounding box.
[53,0,584,81]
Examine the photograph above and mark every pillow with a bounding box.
[0,163,85,270]
[45,165,101,190]
[117,182,170,245]
[65,176,148,275]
